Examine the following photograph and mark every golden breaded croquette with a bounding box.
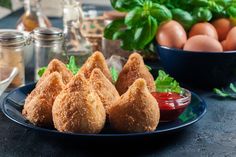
[80,51,113,82]
[22,72,65,126]
[36,59,73,86]
[109,78,160,133]
[90,68,120,115]
[115,53,156,95]
[52,73,106,133]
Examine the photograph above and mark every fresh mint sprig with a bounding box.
[155,70,182,94]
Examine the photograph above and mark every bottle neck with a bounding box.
[24,0,41,13]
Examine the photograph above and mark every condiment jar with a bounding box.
[31,27,66,80]
[0,30,26,89]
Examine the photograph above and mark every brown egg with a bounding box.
[183,35,223,52]
[224,27,236,51]
[221,40,229,51]
[189,22,218,40]
[156,20,187,49]
[212,18,232,41]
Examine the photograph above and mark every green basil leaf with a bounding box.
[151,3,172,22]
[125,7,143,27]
[171,8,195,31]
[110,0,142,12]
[104,19,125,40]
[208,1,224,13]
[227,6,236,18]
[134,16,158,50]
[0,0,12,9]
[189,0,209,7]
[115,29,135,50]
[193,7,212,22]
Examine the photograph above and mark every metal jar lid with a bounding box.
[0,30,26,47]
[31,27,64,42]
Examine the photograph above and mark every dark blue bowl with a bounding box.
[156,45,236,88]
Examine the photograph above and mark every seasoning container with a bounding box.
[0,30,26,89]
[63,0,92,66]
[16,0,52,32]
[102,11,131,59]
[31,27,66,80]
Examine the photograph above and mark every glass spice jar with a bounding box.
[31,27,67,80]
[16,0,52,32]
[0,30,27,89]
[63,0,92,66]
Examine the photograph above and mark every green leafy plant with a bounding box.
[214,83,236,99]
[105,0,172,51]
[0,0,12,9]
[105,0,236,51]
[155,70,182,94]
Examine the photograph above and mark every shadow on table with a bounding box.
[37,129,187,156]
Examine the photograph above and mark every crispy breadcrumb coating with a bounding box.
[52,73,106,133]
[109,78,160,133]
[22,72,65,126]
[37,59,73,86]
[90,68,120,115]
[80,51,112,82]
[115,53,155,95]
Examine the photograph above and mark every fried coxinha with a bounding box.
[22,51,160,133]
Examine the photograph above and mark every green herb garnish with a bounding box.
[213,88,230,98]
[66,56,80,75]
[155,70,182,94]
[38,57,119,83]
[214,83,236,99]
[38,67,47,77]
[146,65,152,71]
[110,66,119,83]
[38,56,80,77]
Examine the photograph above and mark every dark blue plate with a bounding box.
[1,83,206,139]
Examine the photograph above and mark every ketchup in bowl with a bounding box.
[152,89,191,122]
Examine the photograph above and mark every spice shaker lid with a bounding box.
[32,27,63,41]
[0,30,25,47]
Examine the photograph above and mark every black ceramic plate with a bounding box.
[1,83,206,139]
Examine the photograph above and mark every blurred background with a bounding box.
[0,0,109,18]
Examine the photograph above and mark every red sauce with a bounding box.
[152,92,189,122]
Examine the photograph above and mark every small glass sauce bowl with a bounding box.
[152,88,191,122]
